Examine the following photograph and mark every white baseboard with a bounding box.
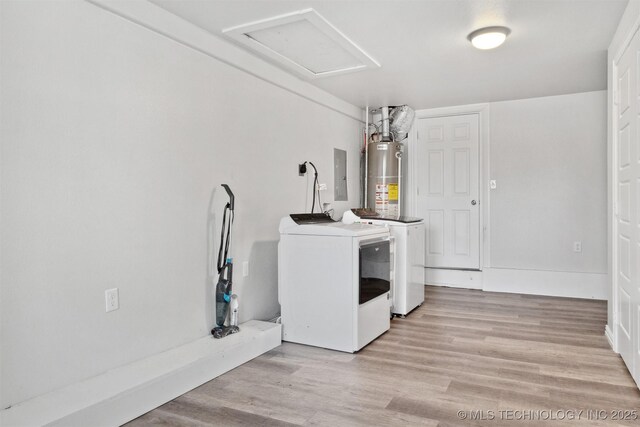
[1,320,281,427]
[482,268,608,299]
[605,324,616,352]
[425,267,608,299]
[425,268,483,290]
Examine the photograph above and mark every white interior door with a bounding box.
[416,114,480,270]
[615,30,640,386]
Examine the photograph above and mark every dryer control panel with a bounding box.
[289,213,335,224]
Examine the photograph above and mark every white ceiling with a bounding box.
[150,0,627,110]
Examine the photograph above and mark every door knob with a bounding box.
[471,200,477,205]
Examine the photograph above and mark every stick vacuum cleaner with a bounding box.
[212,184,240,339]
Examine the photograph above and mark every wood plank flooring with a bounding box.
[127,286,640,426]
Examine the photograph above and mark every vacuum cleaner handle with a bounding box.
[221,184,234,210]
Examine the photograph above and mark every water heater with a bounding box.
[364,105,414,216]
[367,140,403,216]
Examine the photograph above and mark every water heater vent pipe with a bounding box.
[364,106,369,208]
[381,106,391,141]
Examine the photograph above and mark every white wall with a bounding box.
[489,91,607,274]
[411,91,608,298]
[0,0,362,408]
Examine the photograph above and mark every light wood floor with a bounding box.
[128,286,640,426]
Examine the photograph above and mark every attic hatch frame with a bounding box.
[222,8,380,79]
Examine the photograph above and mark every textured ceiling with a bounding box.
[151,0,628,110]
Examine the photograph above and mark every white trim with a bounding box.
[611,56,621,353]
[222,8,380,79]
[425,267,607,299]
[605,325,617,352]
[0,321,281,427]
[482,268,608,300]
[85,0,363,121]
[414,103,491,120]
[425,268,483,290]
[410,103,490,270]
[612,14,640,63]
[608,4,640,356]
[481,105,491,269]
[610,58,620,352]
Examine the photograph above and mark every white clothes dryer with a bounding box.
[278,214,392,352]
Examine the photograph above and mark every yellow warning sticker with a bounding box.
[388,183,398,201]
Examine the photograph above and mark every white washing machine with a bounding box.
[278,213,391,353]
[344,210,426,316]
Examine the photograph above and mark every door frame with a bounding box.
[407,103,490,271]
[610,17,640,355]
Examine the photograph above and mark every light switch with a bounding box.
[490,180,497,190]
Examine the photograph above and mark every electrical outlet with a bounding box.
[317,183,327,191]
[105,288,119,312]
[242,261,249,277]
[573,241,582,253]
[298,163,306,176]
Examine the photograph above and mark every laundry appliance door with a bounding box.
[359,239,390,305]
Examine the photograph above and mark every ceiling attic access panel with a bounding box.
[222,8,380,79]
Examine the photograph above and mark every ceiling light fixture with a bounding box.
[467,26,511,50]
